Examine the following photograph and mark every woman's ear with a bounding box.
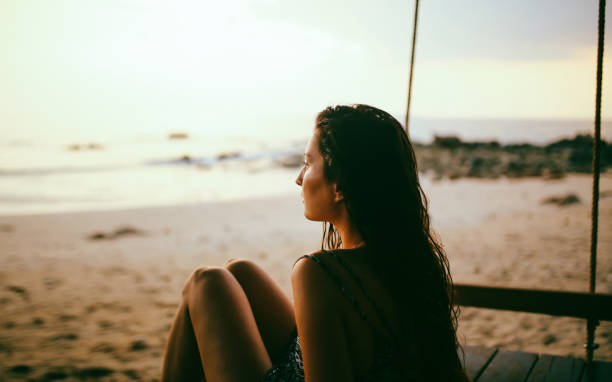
[333,184,344,203]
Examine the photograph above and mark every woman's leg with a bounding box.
[224,259,296,363]
[161,300,205,381]
[162,266,273,382]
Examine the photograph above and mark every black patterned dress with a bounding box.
[260,331,304,382]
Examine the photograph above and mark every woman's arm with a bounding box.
[291,256,354,382]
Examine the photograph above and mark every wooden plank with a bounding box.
[454,284,612,321]
[526,354,585,382]
[463,346,498,380]
[477,349,537,382]
[581,360,612,382]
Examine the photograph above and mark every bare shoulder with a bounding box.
[291,252,339,307]
[295,249,401,335]
[291,252,355,380]
[292,252,325,283]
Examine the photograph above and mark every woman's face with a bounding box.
[295,129,339,222]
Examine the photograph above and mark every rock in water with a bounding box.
[168,132,189,140]
[542,193,580,206]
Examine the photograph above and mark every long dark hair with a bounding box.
[316,104,468,381]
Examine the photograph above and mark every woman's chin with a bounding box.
[303,210,315,221]
[303,211,325,223]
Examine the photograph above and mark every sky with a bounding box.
[1,0,610,140]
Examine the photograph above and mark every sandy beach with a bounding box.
[1,173,611,381]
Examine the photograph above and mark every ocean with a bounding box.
[1,117,610,216]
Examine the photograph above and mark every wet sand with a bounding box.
[1,173,611,381]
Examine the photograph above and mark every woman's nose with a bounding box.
[295,170,303,186]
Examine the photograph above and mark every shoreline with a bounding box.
[0,191,303,219]
[2,133,611,217]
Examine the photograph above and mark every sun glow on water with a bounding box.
[1,0,610,214]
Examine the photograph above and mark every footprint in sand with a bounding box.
[123,369,141,380]
[87,226,146,241]
[0,341,13,355]
[130,338,149,351]
[102,266,129,277]
[76,367,114,379]
[543,334,558,345]
[98,320,113,329]
[6,285,29,300]
[3,321,16,329]
[43,278,62,290]
[0,224,14,233]
[86,302,132,314]
[90,343,116,353]
[140,286,161,294]
[40,368,71,381]
[58,314,78,322]
[541,193,581,206]
[154,301,177,309]
[159,274,171,283]
[7,365,32,376]
[600,190,612,198]
[32,317,45,326]
[50,333,79,341]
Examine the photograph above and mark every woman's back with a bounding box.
[296,247,412,379]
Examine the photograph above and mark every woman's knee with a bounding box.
[224,258,258,277]
[182,266,234,298]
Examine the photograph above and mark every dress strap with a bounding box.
[296,254,386,339]
[325,250,397,339]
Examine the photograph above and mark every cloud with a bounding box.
[418,0,611,61]
[252,0,611,62]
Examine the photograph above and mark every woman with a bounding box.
[162,104,470,381]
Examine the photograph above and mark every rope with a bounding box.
[587,0,606,365]
[400,0,607,364]
[404,0,420,136]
